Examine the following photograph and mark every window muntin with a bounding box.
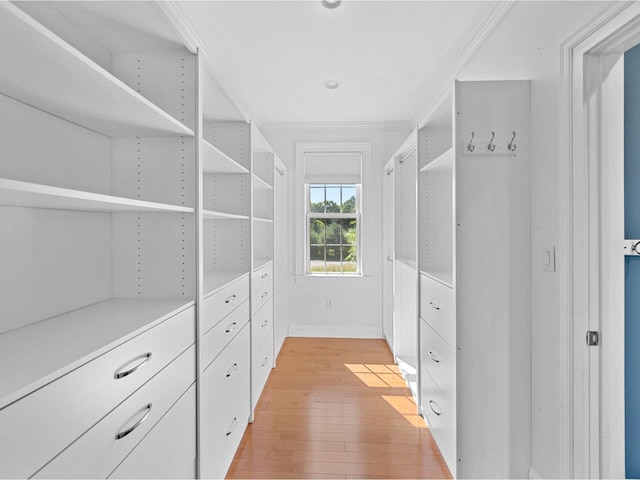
[307,183,360,274]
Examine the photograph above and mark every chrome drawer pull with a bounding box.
[261,319,269,328]
[429,301,440,310]
[225,294,237,304]
[428,350,441,363]
[261,291,268,299]
[429,400,442,416]
[226,363,238,377]
[116,403,152,440]
[114,353,152,379]
[225,322,237,334]
[226,417,238,436]
[261,273,268,279]
[261,357,269,367]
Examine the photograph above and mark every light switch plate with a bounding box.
[543,245,556,272]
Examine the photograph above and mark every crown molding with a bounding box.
[154,1,252,123]
[413,0,515,128]
[260,121,413,132]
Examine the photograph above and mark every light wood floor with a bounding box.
[227,337,452,479]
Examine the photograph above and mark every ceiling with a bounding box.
[175,1,500,127]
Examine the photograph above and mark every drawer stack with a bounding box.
[0,306,197,479]
[419,274,456,470]
[200,275,251,479]
[251,261,275,413]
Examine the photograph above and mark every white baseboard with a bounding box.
[528,467,540,479]
[288,324,382,339]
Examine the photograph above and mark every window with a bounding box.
[295,143,370,277]
[308,183,360,274]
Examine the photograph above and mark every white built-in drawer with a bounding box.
[109,385,196,479]
[0,306,195,479]
[200,325,250,479]
[252,262,273,293]
[251,279,273,315]
[251,331,274,412]
[420,318,455,406]
[201,299,250,367]
[420,274,455,347]
[251,297,273,355]
[34,346,196,478]
[421,368,456,476]
[202,275,250,333]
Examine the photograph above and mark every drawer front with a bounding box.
[421,369,456,476]
[201,328,250,479]
[252,262,273,293]
[109,385,196,479]
[202,275,250,333]
[420,318,455,406]
[420,274,455,347]
[251,332,274,412]
[251,279,273,316]
[0,306,195,479]
[251,297,273,355]
[35,346,196,479]
[201,299,250,367]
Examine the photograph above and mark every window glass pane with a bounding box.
[341,246,358,273]
[309,186,325,213]
[309,218,325,244]
[341,185,357,213]
[309,246,325,273]
[340,218,357,244]
[326,246,340,272]
[325,219,341,244]
[325,186,341,213]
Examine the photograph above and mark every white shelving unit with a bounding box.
[417,81,531,478]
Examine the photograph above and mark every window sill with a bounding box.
[293,274,373,285]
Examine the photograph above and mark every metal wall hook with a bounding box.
[508,131,517,151]
[467,132,475,152]
[487,131,496,152]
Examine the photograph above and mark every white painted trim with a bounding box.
[560,2,639,478]
[413,1,515,128]
[288,324,382,339]
[528,467,541,480]
[261,121,412,132]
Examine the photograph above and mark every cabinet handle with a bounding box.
[226,363,238,377]
[261,273,268,279]
[115,403,152,440]
[261,291,268,299]
[114,353,152,379]
[428,400,442,416]
[429,301,440,311]
[428,350,441,363]
[261,357,269,367]
[225,322,237,334]
[261,319,269,328]
[225,294,237,304]
[226,417,238,436]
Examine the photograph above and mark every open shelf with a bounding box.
[203,210,249,221]
[0,299,194,409]
[202,140,248,174]
[203,271,250,299]
[0,178,194,213]
[420,270,454,289]
[253,258,273,271]
[252,174,273,191]
[252,216,273,223]
[0,3,193,138]
[420,148,453,173]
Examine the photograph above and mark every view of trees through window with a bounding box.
[308,184,358,274]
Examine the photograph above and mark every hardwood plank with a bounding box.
[226,338,451,479]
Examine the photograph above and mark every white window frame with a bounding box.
[295,143,372,277]
[306,183,361,275]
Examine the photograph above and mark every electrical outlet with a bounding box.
[543,245,556,272]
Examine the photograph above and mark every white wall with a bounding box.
[456,2,611,478]
[262,125,410,339]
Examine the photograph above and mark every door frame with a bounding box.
[562,2,640,477]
